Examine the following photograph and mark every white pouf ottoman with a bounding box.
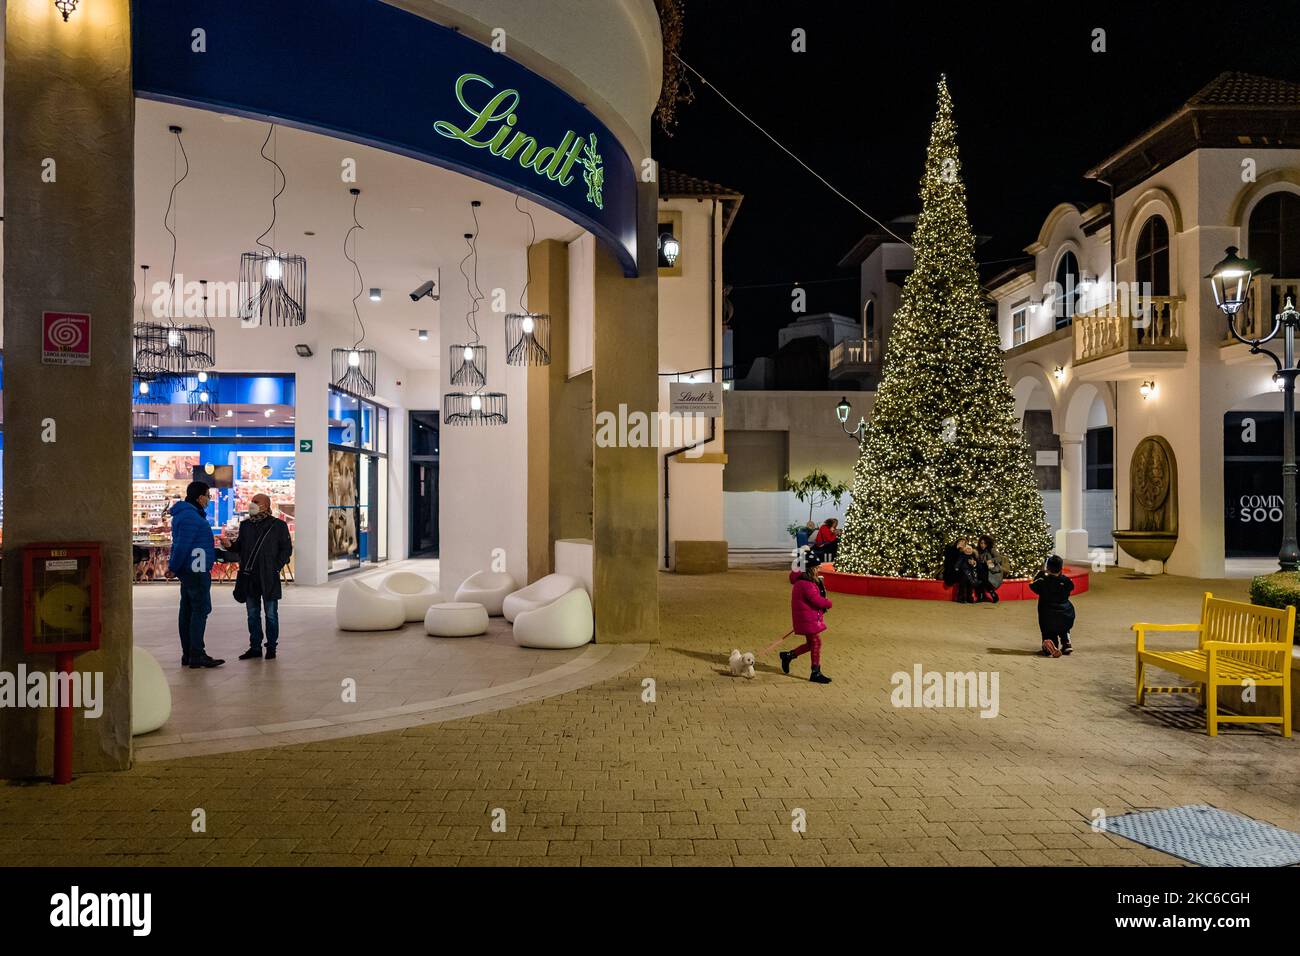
[132,646,171,736]
[424,602,489,638]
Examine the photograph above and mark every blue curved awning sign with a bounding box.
[131,0,639,276]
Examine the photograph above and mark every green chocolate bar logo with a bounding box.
[434,73,604,209]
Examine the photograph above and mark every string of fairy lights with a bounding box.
[835,78,1052,579]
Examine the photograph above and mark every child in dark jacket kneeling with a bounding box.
[1029,554,1075,657]
[782,555,833,683]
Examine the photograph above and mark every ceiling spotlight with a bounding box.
[295,344,313,357]
[369,288,382,302]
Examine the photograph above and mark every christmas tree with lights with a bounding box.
[837,77,1051,579]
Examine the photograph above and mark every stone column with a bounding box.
[591,181,659,643]
[1055,433,1090,562]
[1,0,135,776]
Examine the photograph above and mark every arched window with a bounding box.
[1134,216,1170,297]
[1248,192,1300,277]
[1054,250,1080,329]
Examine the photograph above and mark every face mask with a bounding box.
[247,503,260,516]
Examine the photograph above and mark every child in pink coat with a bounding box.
[781,556,833,683]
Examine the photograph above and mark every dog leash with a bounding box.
[761,629,795,655]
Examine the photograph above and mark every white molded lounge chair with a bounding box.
[454,570,517,617]
[380,571,442,622]
[132,646,171,736]
[336,578,406,631]
[502,573,582,623]
[512,588,594,649]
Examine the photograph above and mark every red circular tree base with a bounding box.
[820,565,1090,601]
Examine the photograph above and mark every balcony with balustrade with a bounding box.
[1219,276,1300,365]
[1071,295,1187,380]
[829,337,877,386]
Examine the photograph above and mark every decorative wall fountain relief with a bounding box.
[1113,435,1179,572]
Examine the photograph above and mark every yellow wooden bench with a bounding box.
[1133,592,1293,737]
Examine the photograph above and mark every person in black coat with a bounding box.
[226,493,293,660]
[942,537,968,588]
[1029,554,1075,657]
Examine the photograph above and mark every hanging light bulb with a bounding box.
[348,349,361,367]
[470,394,483,411]
[521,315,535,334]
[463,345,474,361]
[199,390,210,402]
[265,257,283,281]
[167,329,183,349]
[197,370,208,383]
[139,381,150,396]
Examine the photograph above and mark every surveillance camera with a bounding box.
[410,280,438,302]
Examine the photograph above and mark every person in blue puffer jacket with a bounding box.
[168,481,225,669]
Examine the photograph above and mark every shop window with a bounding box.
[328,386,390,573]
[131,372,297,583]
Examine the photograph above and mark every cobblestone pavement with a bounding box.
[1,569,1295,866]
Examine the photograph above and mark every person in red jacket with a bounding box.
[781,553,833,683]
[812,518,840,562]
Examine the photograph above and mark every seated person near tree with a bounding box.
[812,518,840,561]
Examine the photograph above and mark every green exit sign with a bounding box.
[299,439,313,453]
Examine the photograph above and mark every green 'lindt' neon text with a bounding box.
[434,73,599,202]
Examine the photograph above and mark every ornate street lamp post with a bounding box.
[1208,246,1299,571]
[835,396,866,442]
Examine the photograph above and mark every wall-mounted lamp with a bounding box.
[54,0,78,21]
[1078,272,1095,293]
[1275,372,1285,392]
[369,288,382,302]
[294,344,313,358]
[1139,380,1157,400]
[658,233,681,266]
[1053,365,1065,383]
[417,329,429,341]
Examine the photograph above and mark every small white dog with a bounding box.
[728,649,756,679]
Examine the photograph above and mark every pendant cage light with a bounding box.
[239,251,307,327]
[239,124,307,328]
[330,346,378,397]
[330,187,377,396]
[505,312,551,366]
[188,372,219,423]
[449,343,487,386]
[132,409,160,439]
[505,197,551,367]
[443,391,508,426]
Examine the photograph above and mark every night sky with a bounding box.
[652,0,1300,377]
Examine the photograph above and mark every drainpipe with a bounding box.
[663,198,720,569]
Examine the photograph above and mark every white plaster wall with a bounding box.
[657,198,724,566]
[437,246,530,596]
